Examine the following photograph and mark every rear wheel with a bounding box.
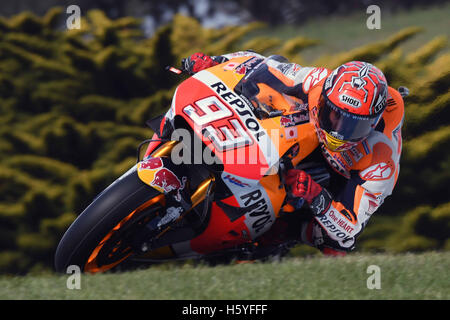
[54,168,165,273]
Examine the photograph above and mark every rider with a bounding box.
[180,51,405,256]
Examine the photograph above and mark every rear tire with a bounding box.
[54,168,163,273]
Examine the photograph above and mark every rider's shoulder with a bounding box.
[350,86,405,170]
[300,67,332,93]
[379,86,405,140]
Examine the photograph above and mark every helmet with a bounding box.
[313,61,388,152]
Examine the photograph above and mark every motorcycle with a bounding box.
[54,56,329,273]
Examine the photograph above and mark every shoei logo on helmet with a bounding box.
[339,94,361,108]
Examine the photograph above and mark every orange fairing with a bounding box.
[259,174,285,218]
[259,119,318,168]
[173,58,319,180]
[253,83,297,114]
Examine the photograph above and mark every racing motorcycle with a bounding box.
[55,56,329,273]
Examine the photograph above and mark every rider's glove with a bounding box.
[285,169,332,216]
[285,169,322,204]
[181,52,219,75]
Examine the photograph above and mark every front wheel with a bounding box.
[54,168,165,273]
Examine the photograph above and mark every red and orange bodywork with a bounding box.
[138,57,319,259]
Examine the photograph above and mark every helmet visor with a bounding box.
[318,96,381,142]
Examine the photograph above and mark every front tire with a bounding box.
[54,168,164,273]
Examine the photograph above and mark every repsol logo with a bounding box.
[211,81,266,142]
[316,213,354,242]
[240,189,274,236]
[339,94,361,108]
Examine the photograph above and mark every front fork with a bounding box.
[138,139,214,199]
[135,139,215,250]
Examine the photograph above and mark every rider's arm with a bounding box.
[250,56,331,102]
[302,167,398,254]
[182,50,329,102]
[218,50,266,61]
[302,141,402,255]
[223,52,331,103]
[181,50,264,74]
[298,87,404,255]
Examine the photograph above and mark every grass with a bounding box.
[0,252,449,300]
[246,3,450,63]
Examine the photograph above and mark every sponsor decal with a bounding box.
[280,116,295,127]
[139,158,187,201]
[291,102,308,112]
[277,62,302,77]
[227,51,257,58]
[223,174,251,187]
[288,64,302,77]
[311,191,330,216]
[193,71,279,170]
[349,146,364,162]
[234,57,263,75]
[320,145,350,179]
[360,162,393,181]
[328,210,356,233]
[372,86,387,114]
[323,68,338,91]
[361,191,383,216]
[362,140,370,155]
[210,81,266,142]
[139,157,163,170]
[280,111,309,128]
[284,126,298,140]
[157,206,183,227]
[310,191,331,216]
[151,168,187,199]
[316,210,355,241]
[223,62,240,71]
[366,198,379,215]
[303,68,328,93]
[240,189,274,235]
[339,94,362,108]
[277,63,292,74]
[220,172,275,238]
[341,150,353,167]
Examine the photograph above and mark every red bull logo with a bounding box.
[280,116,295,127]
[138,157,187,201]
[151,168,186,194]
[139,158,163,170]
[280,112,309,128]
